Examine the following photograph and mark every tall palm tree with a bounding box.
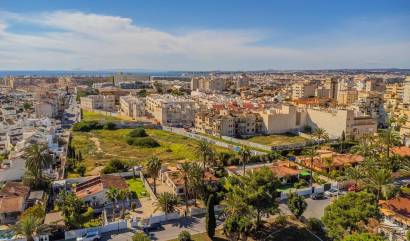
[24,144,53,183]
[379,126,401,158]
[238,146,251,175]
[117,189,129,219]
[302,147,317,188]
[146,156,162,195]
[195,141,212,177]
[351,135,374,158]
[13,214,47,241]
[313,128,329,143]
[155,192,179,216]
[366,168,393,201]
[188,162,203,205]
[179,162,191,212]
[345,166,364,186]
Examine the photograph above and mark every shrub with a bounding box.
[103,122,117,130]
[132,232,151,241]
[129,128,148,137]
[294,179,308,189]
[76,163,86,177]
[178,231,191,241]
[102,159,127,174]
[274,215,287,226]
[73,121,103,132]
[129,137,160,148]
[306,218,324,234]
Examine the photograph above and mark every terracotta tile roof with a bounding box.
[75,175,128,199]
[379,195,410,226]
[0,182,30,213]
[268,165,300,178]
[392,146,410,157]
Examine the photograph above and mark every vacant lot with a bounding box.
[82,110,123,122]
[247,134,307,146]
[71,128,235,175]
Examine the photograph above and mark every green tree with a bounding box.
[366,168,393,201]
[155,192,179,215]
[76,163,86,177]
[132,232,151,241]
[55,190,84,228]
[13,214,48,241]
[322,192,380,240]
[287,192,307,219]
[117,189,129,218]
[146,156,162,195]
[179,162,191,212]
[205,194,216,238]
[313,128,329,143]
[379,124,401,158]
[24,144,53,185]
[238,145,251,175]
[195,141,212,178]
[302,146,317,187]
[342,233,386,241]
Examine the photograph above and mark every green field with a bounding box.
[82,110,122,122]
[247,134,307,146]
[126,178,148,198]
[71,128,235,175]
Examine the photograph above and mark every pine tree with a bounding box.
[205,194,216,238]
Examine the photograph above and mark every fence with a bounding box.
[64,220,127,240]
[277,182,337,201]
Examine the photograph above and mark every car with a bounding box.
[324,188,342,197]
[310,192,325,200]
[143,223,162,232]
[76,230,101,241]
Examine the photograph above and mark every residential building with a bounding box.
[145,94,196,127]
[191,77,226,92]
[291,82,317,99]
[80,95,116,112]
[119,96,146,119]
[337,89,358,105]
[379,195,410,241]
[298,150,364,173]
[0,182,30,224]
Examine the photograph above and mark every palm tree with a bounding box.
[13,214,47,241]
[238,146,251,175]
[155,192,179,219]
[345,166,364,187]
[106,188,119,217]
[195,141,212,177]
[366,168,393,201]
[351,135,374,158]
[313,128,329,143]
[302,147,317,188]
[24,144,53,184]
[117,189,129,219]
[379,126,401,158]
[188,162,203,205]
[179,162,191,212]
[146,156,162,195]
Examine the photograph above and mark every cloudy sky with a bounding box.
[0,0,409,71]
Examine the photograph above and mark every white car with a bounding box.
[76,230,101,241]
[324,188,342,197]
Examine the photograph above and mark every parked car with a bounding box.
[310,192,325,200]
[76,230,101,241]
[324,188,343,197]
[143,222,162,232]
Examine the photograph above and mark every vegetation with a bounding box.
[81,110,121,122]
[132,232,151,241]
[286,192,307,219]
[238,145,251,175]
[129,128,148,137]
[246,133,307,146]
[127,178,148,197]
[155,192,179,214]
[73,120,104,132]
[322,192,380,240]
[13,214,48,241]
[146,156,162,195]
[128,137,160,148]
[341,233,386,241]
[55,191,86,228]
[23,144,53,190]
[102,159,128,174]
[178,231,192,241]
[205,194,216,238]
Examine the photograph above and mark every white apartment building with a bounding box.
[258,105,306,134]
[191,77,226,92]
[145,94,196,127]
[291,82,316,99]
[80,95,116,112]
[119,96,146,119]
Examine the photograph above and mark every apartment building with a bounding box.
[258,105,306,134]
[191,77,226,92]
[119,95,146,119]
[145,94,196,127]
[353,91,385,125]
[337,89,358,105]
[80,95,116,112]
[403,77,410,104]
[324,77,339,99]
[195,110,263,137]
[291,82,316,99]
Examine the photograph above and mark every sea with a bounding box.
[0,70,190,78]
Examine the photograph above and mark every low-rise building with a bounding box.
[0,182,30,224]
[119,96,146,119]
[379,195,410,241]
[80,95,116,112]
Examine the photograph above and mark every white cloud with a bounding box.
[0,10,409,70]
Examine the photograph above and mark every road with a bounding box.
[279,197,332,219]
[102,216,209,241]
[62,94,80,128]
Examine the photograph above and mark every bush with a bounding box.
[129,137,160,148]
[129,128,148,137]
[76,163,86,177]
[132,232,151,241]
[103,122,117,130]
[306,218,324,234]
[102,159,127,174]
[73,121,103,132]
[274,215,287,226]
[178,231,191,241]
[294,179,308,189]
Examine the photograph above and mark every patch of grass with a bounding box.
[82,110,122,122]
[247,134,307,147]
[126,178,148,198]
[71,128,235,175]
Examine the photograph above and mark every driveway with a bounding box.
[279,197,332,220]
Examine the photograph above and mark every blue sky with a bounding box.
[0,0,409,70]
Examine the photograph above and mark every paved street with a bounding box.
[102,216,208,241]
[279,197,332,219]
